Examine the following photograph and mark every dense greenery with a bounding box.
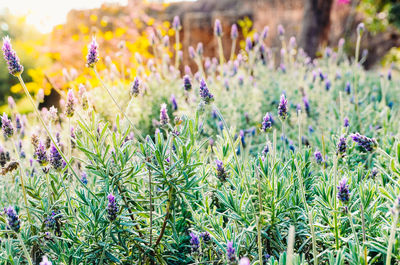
[0,18,399,265]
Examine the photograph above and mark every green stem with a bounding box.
[16,74,96,199]
[230,39,236,61]
[154,187,174,247]
[257,170,263,265]
[93,67,144,142]
[11,138,33,229]
[17,233,33,265]
[348,211,360,251]
[333,156,340,250]
[175,30,180,69]
[386,208,399,265]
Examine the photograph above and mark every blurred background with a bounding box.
[0,0,400,112]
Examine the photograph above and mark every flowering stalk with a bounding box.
[286,225,295,265]
[230,24,238,61]
[256,169,263,265]
[16,74,96,199]
[93,67,144,141]
[333,156,340,250]
[17,233,33,265]
[11,136,33,228]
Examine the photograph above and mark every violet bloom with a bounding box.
[86,37,99,68]
[2,36,23,76]
[1,113,13,138]
[49,143,63,170]
[278,94,288,120]
[172,16,181,30]
[130,77,140,97]
[8,96,16,110]
[40,256,52,265]
[159,103,170,126]
[215,159,228,181]
[188,46,196,59]
[277,24,285,37]
[350,133,378,152]
[214,19,222,37]
[199,79,214,104]
[183,75,192,91]
[15,114,22,132]
[200,231,211,243]
[357,23,365,36]
[65,89,76,118]
[261,26,269,40]
[5,206,20,232]
[345,81,351,94]
[170,94,178,111]
[81,172,88,185]
[189,232,200,251]
[303,97,310,115]
[226,241,236,262]
[196,42,203,56]
[314,150,323,164]
[337,177,350,203]
[231,24,238,40]
[344,117,349,127]
[35,141,48,166]
[261,112,273,132]
[337,136,347,156]
[325,80,331,91]
[245,37,252,52]
[107,193,118,221]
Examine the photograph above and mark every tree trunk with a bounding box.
[300,0,334,58]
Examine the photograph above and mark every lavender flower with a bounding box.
[40,256,52,265]
[196,42,204,56]
[214,19,222,37]
[2,36,23,76]
[81,172,88,185]
[226,241,236,262]
[49,143,63,170]
[344,117,349,127]
[325,80,331,91]
[357,23,365,36]
[350,133,378,152]
[129,77,140,97]
[0,145,6,167]
[277,24,285,37]
[215,159,228,181]
[337,136,347,156]
[188,46,196,59]
[303,97,310,115]
[337,177,350,203]
[172,16,181,31]
[15,114,22,132]
[278,94,288,120]
[314,150,323,164]
[261,112,273,132]
[199,79,214,104]
[1,113,13,138]
[261,26,269,40]
[170,94,178,111]
[345,81,351,94]
[183,75,192,91]
[107,193,118,221]
[8,96,16,110]
[200,231,211,243]
[159,103,170,126]
[86,37,99,68]
[65,89,76,118]
[189,232,200,251]
[5,206,20,232]
[245,37,252,52]
[35,141,48,166]
[231,24,238,40]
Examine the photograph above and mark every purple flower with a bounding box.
[214,19,222,37]
[130,77,140,97]
[337,177,350,203]
[107,193,118,221]
[337,136,347,156]
[40,256,52,265]
[215,159,228,181]
[188,46,195,59]
[226,241,236,262]
[81,172,88,185]
[8,96,16,110]
[199,79,214,104]
[1,113,13,138]
[245,37,252,52]
[325,80,331,91]
[261,112,273,131]
[49,143,63,170]
[344,117,349,127]
[196,42,203,56]
[86,37,99,68]
[278,94,288,120]
[2,36,23,76]
[388,69,392,81]
[5,206,20,232]
[350,133,378,152]
[159,103,170,126]
[172,16,181,30]
[357,23,365,35]
[277,24,285,37]
[303,97,310,115]
[231,24,238,40]
[170,94,178,111]
[189,232,200,251]
[183,75,192,91]
[261,26,269,40]
[15,114,22,132]
[345,81,351,94]
[35,141,48,166]
[200,231,211,243]
[314,150,323,164]
[65,89,76,118]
